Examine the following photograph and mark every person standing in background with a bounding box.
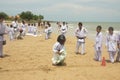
[60,22,68,36]
[21,20,27,36]
[94,26,103,61]
[106,27,117,63]
[12,18,19,39]
[47,22,52,39]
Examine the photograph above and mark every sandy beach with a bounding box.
[0,33,120,80]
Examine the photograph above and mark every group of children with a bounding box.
[27,23,38,35]
[52,22,120,66]
[0,14,120,66]
[7,19,27,40]
[7,19,41,40]
[94,26,120,63]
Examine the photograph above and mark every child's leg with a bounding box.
[94,50,98,60]
[109,51,115,63]
[81,43,85,55]
[48,33,50,39]
[98,50,102,61]
[76,41,80,54]
[22,30,25,36]
[45,33,48,40]
[112,51,116,62]
[0,41,3,57]
[116,49,120,61]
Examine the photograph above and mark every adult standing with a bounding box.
[75,22,88,55]
[0,14,7,58]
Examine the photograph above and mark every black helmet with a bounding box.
[57,35,66,45]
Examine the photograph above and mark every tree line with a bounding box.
[0,11,44,21]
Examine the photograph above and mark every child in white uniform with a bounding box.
[27,24,31,33]
[8,25,14,41]
[60,22,68,36]
[44,26,49,40]
[12,18,19,39]
[116,32,120,62]
[31,24,34,34]
[48,23,52,39]
[21,20,26,36]
[75,22,88,55]
[52,35,66,66]
[33,24,37,35]
[106,27,117,63]
[94,26,103,61]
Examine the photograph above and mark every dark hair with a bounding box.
[10,25,13,28]
[108,27,114,31]
[48,23,51,27]
[57,35,66,45]
[22,20,25,24]
[63,22,66,25]
[78,22,82,26]
[97,25,102,30]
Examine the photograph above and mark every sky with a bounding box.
[0,0,120,22]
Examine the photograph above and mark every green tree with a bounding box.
[0,12,9,19]
[33,15,38,20]
[19,11,44,21]
[19,11,33,21]
[38,15,44,20]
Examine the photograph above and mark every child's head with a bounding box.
[22,20,25,24]
[57,35,66,45]
[78,22,82,29]
[10,24,13,28]
[28,23,30,26]
[48,23,51,27]
[63,22,66,25]
[96,25,102,33]
[108,27,114,35]
[7,24,9,27]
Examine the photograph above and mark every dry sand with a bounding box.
[0,34,120,80]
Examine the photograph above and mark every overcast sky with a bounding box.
[0,0,120,22]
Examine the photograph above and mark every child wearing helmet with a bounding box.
[52,35,67,65]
